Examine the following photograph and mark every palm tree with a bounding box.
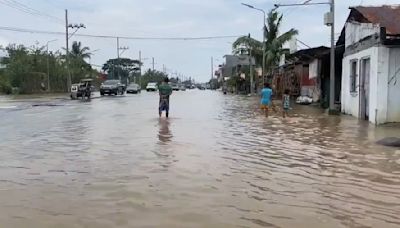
[232,35,263,65]
[232,10,298,72]
[67,41,92,82]
[70,41,91,60]
[264,10,298,71]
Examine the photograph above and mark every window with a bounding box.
[350,60,358,93]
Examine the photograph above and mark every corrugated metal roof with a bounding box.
[351,5,400,35]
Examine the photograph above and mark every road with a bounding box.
[0,90,400,228]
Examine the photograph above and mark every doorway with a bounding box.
[359,58,370,120]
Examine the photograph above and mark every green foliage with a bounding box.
[208,78,220,89]
[264,10,298,71]
[231,10,298,72]
[102,58,141,85]
[140,69,168,88]
[0,71,12,94]
[232,35,263,65]
[70,41,91,60]
[0,42,96,94]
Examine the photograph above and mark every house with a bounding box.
[219,54,256,93]
[220,55,255,79]
[339,5,400,124]
[272,46,340,105]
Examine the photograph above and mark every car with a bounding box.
[146,82,158,92]
[126,83,141,94]
[179,84,186,91]
[171,83,180,91]
[100,80,125,96]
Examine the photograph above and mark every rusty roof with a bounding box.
[350,5,400,35]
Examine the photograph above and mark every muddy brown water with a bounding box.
[0,91,399,228]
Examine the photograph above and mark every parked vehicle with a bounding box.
[70,79,94,100]
[179,84,186,91]
[146,82,158,92]
[171,83,180,91]
[126,83,141,94]
[197,84,206,90]
[100,80,125,96]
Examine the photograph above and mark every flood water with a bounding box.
[0,90,400,228]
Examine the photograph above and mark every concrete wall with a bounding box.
[341,45,392,124]
[387,47,400,122]
[345,22,380,48]
[340,21,400,124]
[341,46,379,123]
[376,46,389,124]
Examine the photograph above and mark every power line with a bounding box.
[0,26,242,41]
[4,0,63,22]
[0,0,63,24]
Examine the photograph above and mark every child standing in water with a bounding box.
[260,83,273,118]
[282,89,291,118]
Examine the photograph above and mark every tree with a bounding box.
[70,41,91,59]
[102,58,141,85]
[140,69,168,88]
[232,35,263,65]
[231,10,298,73]
[264,10,298,71]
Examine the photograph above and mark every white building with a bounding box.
[340,6,400,124]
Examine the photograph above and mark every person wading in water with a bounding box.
[158,77,173,118]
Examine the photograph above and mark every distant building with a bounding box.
[339,5,400,124]
[219,55,255,80]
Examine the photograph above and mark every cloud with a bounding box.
[0,0,399,81]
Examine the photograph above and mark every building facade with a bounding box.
[340,6,400,124]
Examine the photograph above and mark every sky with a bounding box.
[0,0,398,82]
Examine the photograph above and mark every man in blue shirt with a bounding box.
[260,83,273,117]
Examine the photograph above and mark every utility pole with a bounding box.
[211,57,214,80]
[274,1,336,113]
[139,51,142,88]
[65,9,85,91]
[241,3,266,86]
[46,39,57,92]
[247,33,254,94]
[117,37,120,59]
[116,37,120,80]
[47,44,50,92]
[65,9,71,92]
[249,47,254,94]
[152,57,155,71]
[116,37,129,81]
[329,0,336,113]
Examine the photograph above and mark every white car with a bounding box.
[146,82,158,92]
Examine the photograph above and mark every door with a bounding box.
[360,58,370,120]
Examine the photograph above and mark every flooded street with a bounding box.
[0,90,400,228]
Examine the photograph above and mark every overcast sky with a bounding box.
[0,0,398,82]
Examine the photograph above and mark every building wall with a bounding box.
[387,47,400,122]
[341,46,380,123]
[342,45,393,124]
[345,22,380,48]
[375,46,389,124]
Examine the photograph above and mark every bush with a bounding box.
[0,76,12,94]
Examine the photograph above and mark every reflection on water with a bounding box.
[158,118,173,144]
[0,91,399,228]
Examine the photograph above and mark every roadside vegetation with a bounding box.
[228,10,298,92]
[0,41,97,94]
